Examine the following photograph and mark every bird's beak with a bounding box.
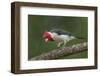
[45,38,48,42]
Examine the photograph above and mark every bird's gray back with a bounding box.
[50,29,72,36]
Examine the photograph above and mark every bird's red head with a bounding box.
[43,32,54,42]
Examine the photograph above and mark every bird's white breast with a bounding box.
[51,33,71,42]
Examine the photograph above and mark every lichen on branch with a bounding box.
[30,42,87,60]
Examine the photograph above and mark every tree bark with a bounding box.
[30,42,87,60]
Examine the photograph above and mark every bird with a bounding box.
[43,29,76,47]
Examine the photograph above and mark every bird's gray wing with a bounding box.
[50,29,72,36]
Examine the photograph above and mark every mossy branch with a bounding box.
[30,42,87,60]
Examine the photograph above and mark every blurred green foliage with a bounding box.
[28,15,88,60]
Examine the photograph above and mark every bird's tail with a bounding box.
[71,36,86,40]
[76,37,86,40]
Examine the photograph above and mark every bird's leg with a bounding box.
[57,42,62,47]
[62,40,67,47]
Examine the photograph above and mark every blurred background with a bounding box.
[28,15,88,60]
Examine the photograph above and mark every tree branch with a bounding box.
[30,42,87,60]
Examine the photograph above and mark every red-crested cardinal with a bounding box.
[43,29,76,47]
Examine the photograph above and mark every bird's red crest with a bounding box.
[43,31,54,41]
[43,32,51,39]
